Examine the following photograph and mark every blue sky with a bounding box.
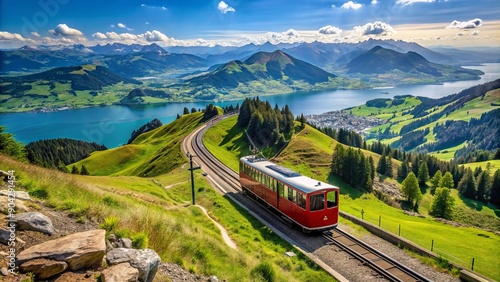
[0,0,499,48]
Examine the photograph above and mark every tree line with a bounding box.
[237,97,294,147]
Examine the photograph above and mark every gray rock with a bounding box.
[121,238,133,249]
[16,212,55,235]
[0,267,8,276]
[17,229,106,271]
[101,262,139,282]
[0,228,11,245]
[209,275,219,282]
[106,248,161,282]
[19,258,68,279]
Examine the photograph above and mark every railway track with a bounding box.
[324,228,432,282]
[184,115,432,282]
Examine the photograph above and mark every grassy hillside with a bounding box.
[71,113,204,176]
[2,113,337,281]
[204,117,500,280]
[351,88,500,163]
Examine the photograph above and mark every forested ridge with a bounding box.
[26,138,107,169]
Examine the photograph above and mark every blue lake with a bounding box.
[1,63,499,148]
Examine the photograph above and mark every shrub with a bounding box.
[251,262,276,282]
[131,231,149,249]
[99,216,120,232]
[29,188,49,199]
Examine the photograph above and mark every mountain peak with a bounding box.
[140,43,166,53]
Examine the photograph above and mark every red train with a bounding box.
[239,156,339,232]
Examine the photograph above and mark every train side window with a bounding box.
[286,185,294,202]
[310,193,324,211]
[327,190,338,208]
[278,182,284,197]
[297,192,306,209]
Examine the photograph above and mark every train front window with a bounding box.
[327,191,338,208]
[310,194,324,211]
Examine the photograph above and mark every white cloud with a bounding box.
[141,4,146,7]
[141,30,170,42]
[396,0,434,5]
[341,1,363,10]
[471,30,480,36]
[31,32,41,37]
[447,18,482,29]
[161,6,167,10]
[117,23,133,31]
[92,32,108,40]
[353,21,395,36]
[0,31,26,41]
[110,24,115,28]
[218,1,235,14]
[145,22,150,25]
[371,0,379,4]
[319,25,342,35]
[49,24,84,37]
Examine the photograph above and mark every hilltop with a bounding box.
[342,46,484,85]
[0,64,143,112]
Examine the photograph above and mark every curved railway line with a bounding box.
[183,114,432,282]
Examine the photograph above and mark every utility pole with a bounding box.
[187,153,201,205]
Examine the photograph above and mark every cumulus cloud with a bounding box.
[141,30,170,42]
[341,1,363,10]
[354,21,395,36]
[396,0,434,5]
[319,25,342,35]
[31,32,41,37]
[218,1,235,14]
[92,32,108,40]
[447,18,482,29]
[49,24,84,37]
[371,0,379,4]
[0,31,26,41]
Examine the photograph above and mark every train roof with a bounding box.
[240,156,339,194]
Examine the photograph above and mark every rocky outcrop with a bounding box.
[106,248,161,282]
[19,258,68,279]
[16,212,55,235]
[127,118,163,144]
[17,229,106,271]
[0,190,32,201]
[101,262,139,282]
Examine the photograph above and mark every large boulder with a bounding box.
[101,262,139,282]
[19,258,68,279]
[16,212,55,235]
[17,229,106,271]
[0,228,11,245]
[106,248,161,282]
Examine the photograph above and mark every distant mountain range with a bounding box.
[2,39,499,77]
[187,50,337,88]
[343,46,483,82]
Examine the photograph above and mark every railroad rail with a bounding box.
[185,114,432,282]
[324,229,432,282]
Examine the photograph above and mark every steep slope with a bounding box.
[71,113,203,177]
[187,50,337,88]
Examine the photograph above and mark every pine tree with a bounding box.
[430,170,442,195]
[377,152,387,175]
[458,169,477,199]
[183,107,189,115]
[476,171,490,202]
[80,165,90,175]
[401,172,421,208]
[398,159,410,179]
[418,161,430,186]
[71,165,80,174]
[490,169,500,206]
[430,188,455,219]
[439,171,454,189]
[386,154,394,178]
